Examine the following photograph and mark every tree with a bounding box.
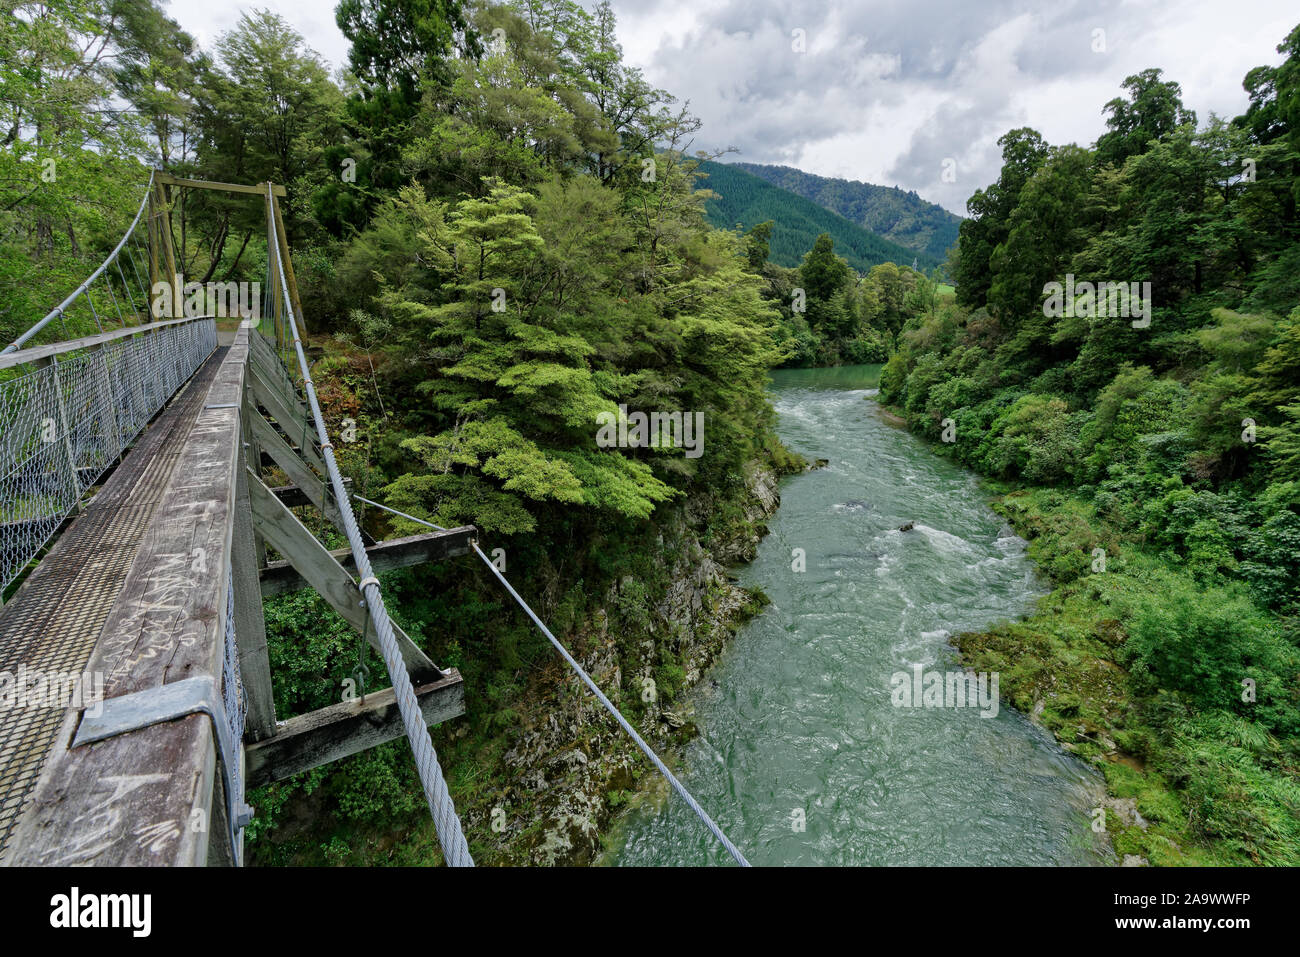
[1096,68,1197,167]
[987,144,1094,338]
[1234,24,1300,235]
[799,233,853,338]
[187,10,346,266]
[799,233,849,303]
[744,220,773,272]
[0,0,146,342]
[336,0,479,196]
[376,179,675,533]
[106,0,200,170]
[953,128,1048,308]
[859,261,918,339]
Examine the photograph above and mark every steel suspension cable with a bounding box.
[266,188,473,867]
[350,493,753,867]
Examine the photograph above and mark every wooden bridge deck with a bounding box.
[0,171,476,866]
[0,345,225,857]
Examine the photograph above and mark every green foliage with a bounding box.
[896,34,1300,865]
[1096,68,1198,168]
[953,128,1049,309]
[0,0,155,347]
[192,11,347,239]
[1124,575,1299,733]
[978,394,1082,484]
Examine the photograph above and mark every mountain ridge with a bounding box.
[697,160,939,273]
[728,161,963,263]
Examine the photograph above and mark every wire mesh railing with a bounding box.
[0,316,217,596]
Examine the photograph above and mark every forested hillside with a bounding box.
[732,161,963,263]
[882,38,1300,864]
[699,160,939,272]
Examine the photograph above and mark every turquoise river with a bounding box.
[611,364,1111,866]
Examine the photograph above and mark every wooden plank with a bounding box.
[232,435,276,742]
[271,479,351,510]
[248,329,306,416]
[247,363,327,475]
[155,171,286,197]
[248,409,338,525]
[248,325,289,384]
[250,329,299,401]
[243,386,268,569]
[247,474,441,682]
[4,329,250,866]
[260,527,475,598]
[244,671,465,788]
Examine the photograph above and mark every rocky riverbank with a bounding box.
[457,462,784,865]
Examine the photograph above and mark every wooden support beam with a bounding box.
[232,428,277,742]
[270,191,306,334]
[260,526,476,598]
[271,479,350,510]
[244,671,465,788]
[248,409,339,526]
[152,179,180,317]
[146,190,159,304]
[246,363,327,475]
[247,473,441,682]
[155,171,286,197]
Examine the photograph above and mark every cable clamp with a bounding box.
[358,576,380,591]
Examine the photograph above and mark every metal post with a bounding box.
[48,357,83,513]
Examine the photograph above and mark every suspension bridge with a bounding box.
[0,172,749,867]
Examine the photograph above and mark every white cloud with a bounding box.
[163,0,351,73]
[158,0,1298,215]
[606,0,1298,213]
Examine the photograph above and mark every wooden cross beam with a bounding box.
[247,473,443,683]
[154,171,286,197]
[271,479,350,509]
[247,406,340,526]
[243,671,465,788]
[246,362,327,474]
[259,526,476,598]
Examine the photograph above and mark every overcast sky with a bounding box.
[165,0,1298,215]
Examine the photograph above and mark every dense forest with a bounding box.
[0,0,808,864]
[4,0,1299,869]
[732,161,963,263]
[882,36,1300,863]
[751,225,942,367]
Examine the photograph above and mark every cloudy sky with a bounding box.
[165,0,1298,215]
